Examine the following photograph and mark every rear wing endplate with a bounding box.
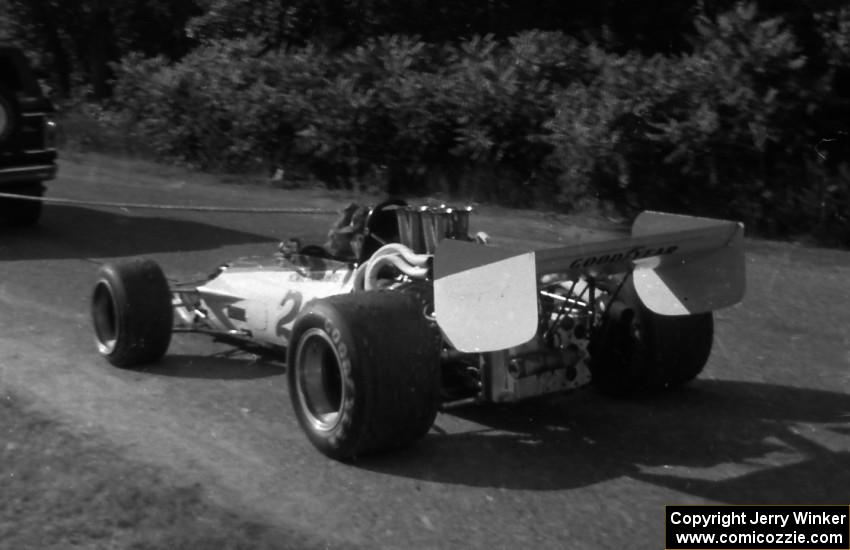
[433,211,745,352]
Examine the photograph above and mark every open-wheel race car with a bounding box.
[90,200,745,460]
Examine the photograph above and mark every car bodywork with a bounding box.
[92,201,745,458]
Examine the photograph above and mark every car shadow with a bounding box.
[138,351,285,381]
[362,380,850,502]
[2,205,275,260]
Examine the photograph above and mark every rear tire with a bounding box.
[91,259,173,367]
[590,278,714,397]
[287,291,440,460]
[0,183,43,226]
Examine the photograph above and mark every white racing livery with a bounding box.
[91,200,745,460]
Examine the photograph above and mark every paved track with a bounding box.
[2,155,849,549]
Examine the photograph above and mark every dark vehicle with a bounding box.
[0,45,57,226]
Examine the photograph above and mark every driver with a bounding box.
[324,202,369,260]
[278,202,369,262]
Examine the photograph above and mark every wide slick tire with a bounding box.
[590,277,714,397]
[91,258,173,367]
[287,291,440,460]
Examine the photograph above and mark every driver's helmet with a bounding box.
[325,202,369,260]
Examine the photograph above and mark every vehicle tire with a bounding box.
[0,183,43,226]
[287,291,440,460]
[91,258,173,367]
[589,277,714,397]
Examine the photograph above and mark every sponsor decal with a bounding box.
[569,245,679,270]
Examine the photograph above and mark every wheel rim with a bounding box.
[294,328,346,433]
[92,281,118,354]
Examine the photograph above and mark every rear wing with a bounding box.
[433,211,745,353]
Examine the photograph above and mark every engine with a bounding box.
[481,278,602,403]
[366,201,611,405]
[394,203,476,254]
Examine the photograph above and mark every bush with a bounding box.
[543,4,849,243]
[111,31,575,198]
[114,39,333,171]
[107,4,850,245]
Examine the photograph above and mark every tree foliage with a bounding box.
[3,0,849,243]
[2,0,200,98]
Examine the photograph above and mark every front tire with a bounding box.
[91,259,173,367]
[288,291,440,460]
[590,278,714,397]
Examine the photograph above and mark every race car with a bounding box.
[90,200,745,460]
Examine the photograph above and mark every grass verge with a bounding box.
[0,392,334,550]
